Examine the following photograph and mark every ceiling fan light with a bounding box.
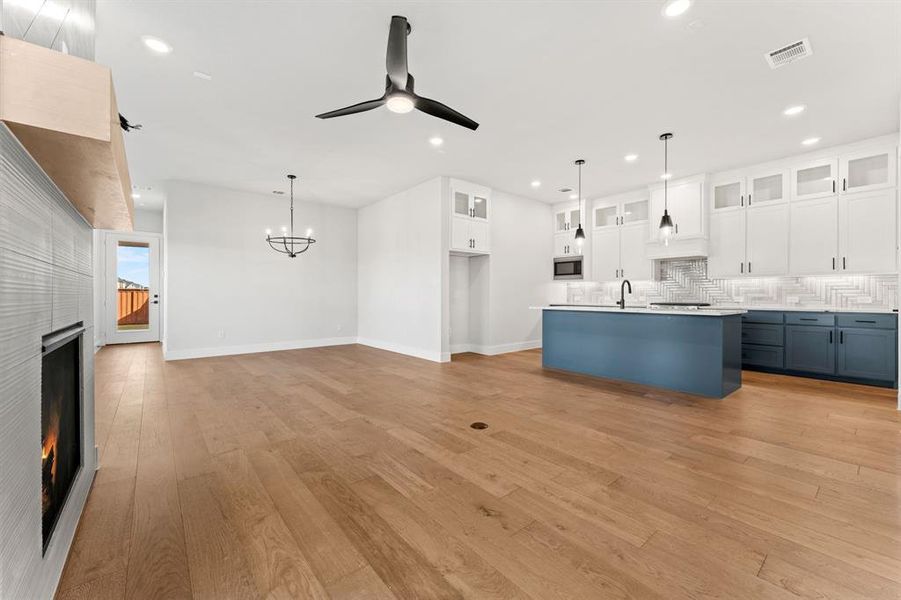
[386,93,415,114]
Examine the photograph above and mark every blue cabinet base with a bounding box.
[542,311,742,399]
[744,364,897,389]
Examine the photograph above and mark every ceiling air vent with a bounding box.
[765,38,813,69]
[558,187,573,193]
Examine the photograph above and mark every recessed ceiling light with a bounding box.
[429,136,443,147]
[141,36,172,54]
[662,0,692,18]
[569,193,578,200]
[531,180,541,188]
[131,193,141,199]
[661,172,673,180]
[193,71,212,81]
[801,137,821,146]
[783,104,806,116]
[624,154,638,162]
[139,202,146,207]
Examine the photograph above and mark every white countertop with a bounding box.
[532,305,746,317]
[714,304,898,314]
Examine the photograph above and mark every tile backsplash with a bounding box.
[566,259,898,310]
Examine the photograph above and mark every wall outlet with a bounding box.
[217,329,225,339]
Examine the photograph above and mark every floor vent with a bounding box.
[765,38,813,69]
[470,422,488,430]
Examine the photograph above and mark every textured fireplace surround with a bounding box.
[0,124,97,597]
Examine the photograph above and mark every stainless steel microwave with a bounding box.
[553,256,583,280]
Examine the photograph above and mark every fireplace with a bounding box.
[41,324,84,552]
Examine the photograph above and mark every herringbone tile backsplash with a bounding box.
[567,259,898,310]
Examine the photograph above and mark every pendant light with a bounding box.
[574,159,586,246]
[658,133,675,243]
[265,174,317,258]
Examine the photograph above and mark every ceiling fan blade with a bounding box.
[415,96,479,130]
[315,97,385,119]
[386,15,409,89]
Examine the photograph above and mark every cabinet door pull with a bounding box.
[675,224,679,234]
[741,195,744,207]
[843,257,846,270]
[855,319,876,324]
[748,193,751,205]
[741,262,744,273]
[800,317,818,321]
[832,179,835,193]
[829,330,833,344]
[840,330,844,344]
[748,262,752,273]
[842,178,847,192]
[832,257,835,270]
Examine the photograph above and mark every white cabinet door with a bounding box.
[711,178,745,212]
[621,198,649,224]
[568,206,583,230]
[470,219,490,253]
[453,190,471,218]
[746,204,789,276]
[792,158,838,201]
[619,224,652,281]
[789,197,838,274]
[553,233,570,257]
[708,211,745,278]
[593,204,619,229]
[592,228,620,282]
[472,194,489,221]
[839,189,897,274]
[839,147,897,195]
[451,216,471,251]
[554,210,568,233]
[747,169,788,207]
[667,180,704,237]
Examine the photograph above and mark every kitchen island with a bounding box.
[535,306,746,398]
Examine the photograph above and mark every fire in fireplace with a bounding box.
[41,325,83,551]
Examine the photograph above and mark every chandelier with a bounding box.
[266,174,316,257]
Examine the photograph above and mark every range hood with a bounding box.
[0,37,134,230]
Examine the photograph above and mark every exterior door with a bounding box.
[106,233,161,344]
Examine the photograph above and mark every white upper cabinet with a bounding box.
[450,181,490,254]
[791,158,838,201]
[789,196,839,275]
[747,169,788,207]
[838,189,897,273]
[708,211,745,278]
[554,204,584,233]
[746,203,789,275]
[711,177,745,212]
[839,146,897,194]
[649,178,704,240]
[590,194,652,281]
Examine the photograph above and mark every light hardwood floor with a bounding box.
[56,342,900,599]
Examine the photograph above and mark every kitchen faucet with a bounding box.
[618,279,632,309]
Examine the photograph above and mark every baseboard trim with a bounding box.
[451,340,542,356]
[163,337,357,360]
[356,337,447,363]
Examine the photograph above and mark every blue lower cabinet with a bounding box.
[741,344,784,369]
[785,325,835,375]
[837,327,896,382]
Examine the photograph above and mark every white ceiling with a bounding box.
[97,1,901,211]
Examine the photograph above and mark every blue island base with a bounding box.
[542,310,742,398]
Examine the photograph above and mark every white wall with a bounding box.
[449,255,470,352]
[483,190,553,353]
[357,177,445,361]
[132,208,163,233]
[163,181,357,359]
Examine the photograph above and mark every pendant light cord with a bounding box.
[578,162,583,226]
[289,176,295,253]
[664,136,668,213]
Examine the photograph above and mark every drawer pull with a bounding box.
[855,320,877,324]
[799,318,818,321]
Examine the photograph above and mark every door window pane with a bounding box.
[847,154,888,189]
[622,199,649,223]
[714,182,742,209]
[472,196,488,219]
[594,206,618,227]
[751,173,783,203]
[797,164,833,196]
[117,242,150,331]
[454,191,470,216]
